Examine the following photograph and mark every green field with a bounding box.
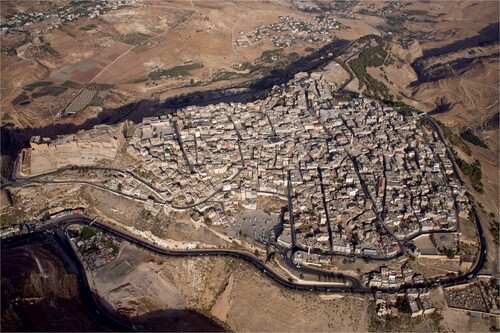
[24,81,53,91]
[31,85,67,98]
[11,91,30,105]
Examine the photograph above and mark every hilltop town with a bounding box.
[1,1,498,331]
[17,73,473,266]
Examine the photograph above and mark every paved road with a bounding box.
[4,165,242,211]
[5,214,364,293]
[56,215,366,293]
[417,113,487,278]
[0,206,487,333]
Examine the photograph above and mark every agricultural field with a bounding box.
[1,0,379,129]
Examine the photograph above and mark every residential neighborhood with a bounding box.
[122,73,467,262]
[0,0,137,35]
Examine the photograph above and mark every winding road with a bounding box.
[61,215,365,293]
[5,204,486,297]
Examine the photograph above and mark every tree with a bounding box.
[395,297,411,314]
[443,248,455,259]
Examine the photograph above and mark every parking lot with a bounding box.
[228,210,279,244]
